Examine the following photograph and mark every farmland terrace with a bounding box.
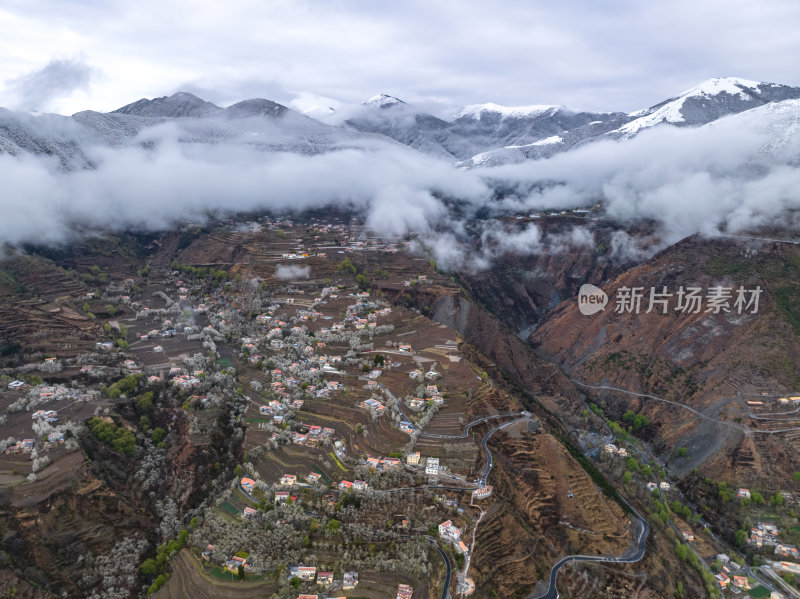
[0,214,709,599]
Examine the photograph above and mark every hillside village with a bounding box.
[2,215,800,598]
[0,216,536,599]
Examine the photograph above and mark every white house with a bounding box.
[438,520,462,542]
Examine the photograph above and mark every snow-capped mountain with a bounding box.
[225,98,289,118]
[2,78,800,172]
[455,77,800,166]
[0,92,402,169]
[608,77,800,138]
[112,92,222,118]
[450,103,626,159]
[363,94,406,108]
[344,94,478,159]
[456,102,567,120]
[344,96,626,160]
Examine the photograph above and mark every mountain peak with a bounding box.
[364,94,406,108]
[456,102,568,120]
[111,92,221,118]
[225,98,289,118]
[678,76,768,99]
[613,77,799,138]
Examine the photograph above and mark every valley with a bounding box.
[1,73,800,599]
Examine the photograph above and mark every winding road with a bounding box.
[571,379,744,430]
[430,539,453,599]
[572,379,800,436]
[527,497,650,599]
[475,414,530,484]
[419,411,528,440]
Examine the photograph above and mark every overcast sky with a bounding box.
[1,0,799,116]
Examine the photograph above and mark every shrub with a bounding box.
[88,417,136,455]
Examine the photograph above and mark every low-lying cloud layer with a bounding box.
[1,99,799,270]
[488,100,800,245]
[0,115,488,247]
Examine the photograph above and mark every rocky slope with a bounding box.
[530,234,800,483]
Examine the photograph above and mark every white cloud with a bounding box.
[5,57,97,111]
[0,113,490,246]
[487,102,800,248]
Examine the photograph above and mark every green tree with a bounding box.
[135,392,154,413]
[735,528,748,547]
[622,471,632,484]
[336,257,357,275]
[88,417,136,455]
[140,559,158,578]
[147,574,167,595]
[674,542,689,561]
[325,519,342,534]
[676,446,689,458]
[151,427,166,444]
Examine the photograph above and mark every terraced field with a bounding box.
[469,430,632,597]
[154,550,277,599]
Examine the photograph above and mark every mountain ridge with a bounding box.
[1,77,799,169]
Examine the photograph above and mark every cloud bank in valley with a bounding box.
[1,99,799,270]
[487,100,800,245]
[0,114,489,247]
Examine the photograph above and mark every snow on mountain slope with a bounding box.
[112,92,222,118]
[0,108,97,169]
[3,79,800,172]
[364,94,406,108]
[72,111,163,145]
[680,76,765,98]
[452,102,625,158]
[461,134,567,167]
[701,97,800,157]
[225,98,289,118]
[0,93,411,170]
[610,77,799,138]
[456,103,568,120]
[344,95,477,160]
